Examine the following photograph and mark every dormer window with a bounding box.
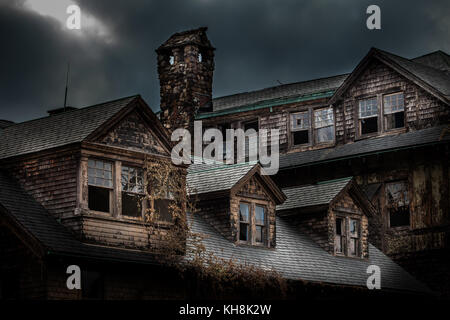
[383,93,405,130]
[88,159,113,213]
[334,216,361,257]
[121,165,144,217]
[238,202,267,245]
[314,107,334,143]
[359,98,378,135]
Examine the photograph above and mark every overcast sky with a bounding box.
[0,0,449,123]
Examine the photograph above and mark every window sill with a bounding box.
[83,210,173,228]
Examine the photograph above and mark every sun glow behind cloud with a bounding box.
[24,0,114,43]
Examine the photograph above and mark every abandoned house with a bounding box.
[0,27,448,299]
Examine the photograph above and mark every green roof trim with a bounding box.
[196,90,335,119]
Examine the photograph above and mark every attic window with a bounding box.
[386,181,410,228]
[88,159,113,213]
[121,166,144,217]
[169,55,175,65]
[383,93,405,130]
[238,202,267,245]
[314,107,334,143]
[359,98,378,135]
[291,111,310,145]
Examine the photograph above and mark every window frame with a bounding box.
[289,106,335,149]
[237,201,268,246]
[313,107,335,144]
[358,97,379,137]
[334,215,361,257]
[121,165,145,218]
[385,180,411,229]
[87,159,114,214]
[382,92,405,132]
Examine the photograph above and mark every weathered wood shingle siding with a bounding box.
[335,59,449,144]
[7,149,79,219]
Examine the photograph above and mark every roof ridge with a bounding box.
[212,73,349,101]
[188,161,257,174]
[4,94,140,129]
[412,50,450,60]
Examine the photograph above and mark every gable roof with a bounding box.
[277,177,352,211]
[412,50,450,73]
[280,125,450,170]
[0,95,171,160]
[196,74,348,119]
[330,48,450,105]
[187,213,430,294]
[187,161,286,204]
[0,170,162,265]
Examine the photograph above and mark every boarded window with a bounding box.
[384,93,405,130]
[239,203,250,241]
[359,98,378,135]
[291,111,310,145]
[386,181,410,227]
[88,159,112,213]
[314,107,334,143]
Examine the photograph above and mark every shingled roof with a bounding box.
[187,161,257,195]
[377,49,450,99]
[187,213,430,293]
[277,177,352,211]
[412,50,450,74]
[196,74,348,119]
[0,95,140,160]
[280,125,450,170]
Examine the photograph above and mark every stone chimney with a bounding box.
[156,27,215,132]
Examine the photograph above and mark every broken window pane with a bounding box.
[291,112,310,130]
[386,181,410,227]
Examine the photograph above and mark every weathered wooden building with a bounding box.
[0,28,448,299]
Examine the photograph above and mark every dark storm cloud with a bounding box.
[0,0,449,122]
